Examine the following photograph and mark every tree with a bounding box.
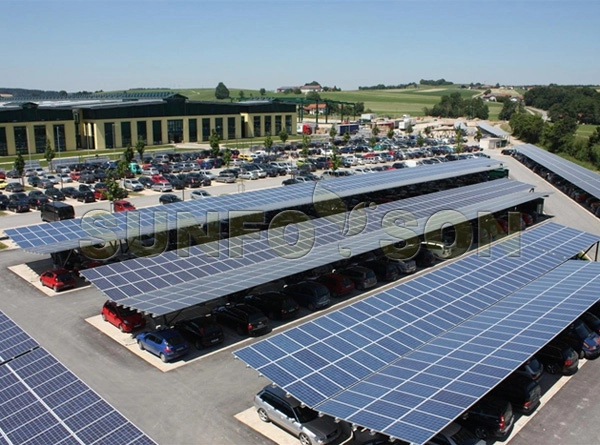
[115,159,129,179]
[222,148,232,167]
[354,102,365,115]
[123,144,135,164]
[135,139,145,161]
[424,126,432,137]
[44,139,55,169]
[588,126,600,148]
[301,134,310,159]
[259,88,266,96]
[372,125,380,137]
[264,133,273,153]
[405,123,413,135]
[209,130,221,158]
[105,177,128,211]
[387,128,395,139]
[329,126,337,139]
[306,91,321,101]
[293,88,301,95]
[238,90,245,99]
[215,82,230,100]
[475,127,483,144]
[343,132,351,145]
[510,112,544,144]
[455,127,464,154]
[499,100,519,121]
[416,133,425,147]
[331,145,342,171]
[14,153,25,185]
[369,136,377,148]
[542,116,577,153]
[279,129,289,144]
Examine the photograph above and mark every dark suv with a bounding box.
[338,266,377,290]
[213,303,269,336]
[363,260,400,282]
[284,281,331,311]
[244,292,300,320]
[559,319,600,360]
[536,340,579,375]
[459,395,514,440]
[493,375,541,415]
[174,315,224,349]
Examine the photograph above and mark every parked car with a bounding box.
[159,194,183,204]
[190,190,212,199]
[76,190,96,203]
[5,182,24,193]
[315,273,355,298]
[44,187,66,201]
[123,179,144,191]
[136,328,190,362]
[337,266,377,290]
[254,385,341,445]
[426,422,484,445]
[458,394,514,440]
[7,194,30,213]
[580,311,600,335]
[493,374,541,415]
[152,182,173,192]
[39,268,76,292]
[363,259,400,282]
[173,315,225,349]
[61,186,79,199]
[101,300,145,333]
[27,176,42,187]
[559,319,600,359]
[28,195,50,210]
[514,357,544,381]
[0,194,8,210]
[138,176,154,189]
[536,340,579,375]
[215,172,236,183]
[284,281,331,311]
[212,303,269,336]
[113,199,136,212]
[244,292,300,320]
[388,258,417,275]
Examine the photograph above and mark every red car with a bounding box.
[93,188,108,200]
[39,268,76,292]
[101,300,146,333]
[69,171,81,181]
[316,273,355,297]
[114,200,136,212]
[151,174,169,184]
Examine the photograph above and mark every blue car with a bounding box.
[136,328,190,362]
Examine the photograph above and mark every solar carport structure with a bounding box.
[5,158,504,255]
[234,223,600,444]
[0,311,155,444]
[515,143,600,200]
[80,178,546,316]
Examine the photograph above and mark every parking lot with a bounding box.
[1,146,600,445]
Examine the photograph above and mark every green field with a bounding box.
[576,125,598,138]
[127,85,486,119]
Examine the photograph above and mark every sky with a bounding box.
[2,0,599,92]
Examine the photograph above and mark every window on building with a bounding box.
[227,117,236,140]
[285,115,292,133]
[0,128,7,156]
[253,116,261,137]
[264,116,272,135]
[152,120,162,145]
[168,119,183,143]
[137,121,147,144]
[14,126,28,155]
[53,124,65,153]
[215,118,223,139]
[34,125,47,154]
[189,118,197,142]
[275,116,282,135]
[121,121,132,147]
[202,118,210,141]
[105,122,116,149]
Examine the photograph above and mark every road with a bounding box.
[0,152,599,445]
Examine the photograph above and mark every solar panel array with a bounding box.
[82,179,543,316]
[234,223,600,443]
[6,158,503,255]
[478,122,510,137]
[516,143,600,199]
[317,260,600,444]
[0,311,155,445]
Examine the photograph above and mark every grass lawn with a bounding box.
[0,241,7,248]
[576,125,598,138]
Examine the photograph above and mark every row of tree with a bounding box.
[424,93,489,119]
[524,85,600,125]
[358,83,418,90]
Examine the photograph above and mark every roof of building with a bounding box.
[478,122,510,137]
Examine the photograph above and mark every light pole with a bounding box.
[55,126,61,161]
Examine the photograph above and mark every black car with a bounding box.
[282,178,302,186]
[27,176,42,187]
[159,194,183,205]
[244,292,300,320]
[212,303,269,336]
[7,193,30,212]
[514,357,544,381]
[5,182,25,193]
[78,184,92,192]
[536,340,579,375]
[61,187,79,199]
[493,375,541,415]
[28,195,50,210]
[458,394,514,440]
[44,188,66,201]
[284,281,331,311]
[174,315,225,349]
[79,172,96,184]
[76,190,96,203]
[363,260,400,282]
[0,194,9,210]
[138,176,154,189]
[558,319,600,359]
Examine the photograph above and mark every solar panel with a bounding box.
[320,260,600,444]
[516,143,600,199]
[0,310,155,444]
[82,179,542,316]
[6,158,504,255]
[478,122,510,137]
[233,223,599,427]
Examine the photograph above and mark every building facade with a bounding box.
[0,94,297,156]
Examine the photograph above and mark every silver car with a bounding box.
[255,385,341,445]
[151,182,173,192]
